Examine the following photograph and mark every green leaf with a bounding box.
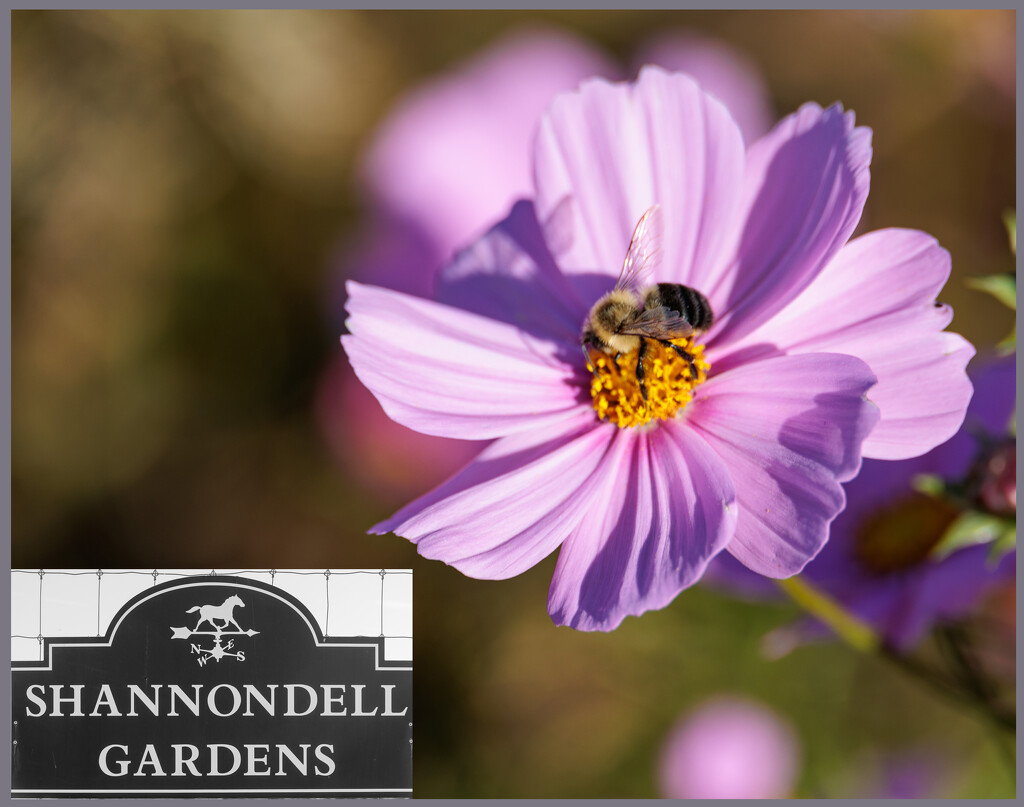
[932,510,1014,560]
[911,473,946,498]
[1004,209,1016,255]
[967,273,1016,311]
[996,321,1016,354]
[988,522,1016,565]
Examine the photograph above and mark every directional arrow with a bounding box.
[170,627,260,640]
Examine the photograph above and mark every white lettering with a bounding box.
[50,684,85,716]
[314,744,336,776]
[167,685,201,717]
[128,685,161,717]
[351,684,377,717]
[243,684,276,717]
[208,744,242,776]
[89,684,122,717]
[24,685,46,717]
[98,744,130,777]
[275,743,309,776]
[135,744,166,777]
[245,744,271,776]
[320,684,347,716]
[382,684,408,717]
[172,744,201,776]
[284,684,317,717]
[207,684,241,718]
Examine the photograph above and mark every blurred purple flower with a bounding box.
[837,746,955,798]
[658,696,800,799]
[719,357,1015,651]
[319,28,773,500]
[361,28,618,265]
[344,66,974,630]
[872,750,952,799]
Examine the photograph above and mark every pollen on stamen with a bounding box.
[587,337,709,429]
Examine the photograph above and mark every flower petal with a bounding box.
[712,229,974,460]
[434,200,589,344]
[534,66,746,291]
[926,355,1016,478]
[547,424,737,631]
[374,410,613,579]
[633,31,774,145]
[687,353,879,577]
[342,281,583,440]
[708,103,872,347]
[879,547,1015,650]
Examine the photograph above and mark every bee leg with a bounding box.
[635,339,648,403]
[581,343,594,370]
[664,341,700,381]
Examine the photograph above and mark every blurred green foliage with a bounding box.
[11,9,1016,797]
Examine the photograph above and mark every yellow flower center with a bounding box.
[587,337,709,429]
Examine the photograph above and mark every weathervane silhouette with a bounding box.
[170,594,260,666]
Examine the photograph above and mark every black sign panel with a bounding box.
[11,576,412,797]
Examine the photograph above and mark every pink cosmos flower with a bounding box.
[658,696,800,799]
[319,28,772,499]
[343,67,973,630]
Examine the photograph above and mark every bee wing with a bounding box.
[619,307,696,340]
[614,204,664,295]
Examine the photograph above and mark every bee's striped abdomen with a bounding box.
[646,283,714,331]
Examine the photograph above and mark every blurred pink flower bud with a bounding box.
[658,696,800,799]
[978,441,1015,516]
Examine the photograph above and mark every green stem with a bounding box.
[775,575,1016,734]
[774,576,879,653]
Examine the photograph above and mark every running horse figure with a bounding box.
[187,594,246,633]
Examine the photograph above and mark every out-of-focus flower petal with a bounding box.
[714,228,975,459]
[373,410,610,579]
[547,424,737,631]
[871,750,952,799]
[688,353,879,576]
[709,103,872,347]
[343,282,583,440]
[929,355,1016,478]
[315,356,485,499]
[533,66,746,291]
[362,28,616,258]
[435,200,589,344]
[634,31,774,144]
[334,212,442,303]
[658,696,800,799]
[822,544,1015,651]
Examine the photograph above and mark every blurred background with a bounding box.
[12,9,1015,797]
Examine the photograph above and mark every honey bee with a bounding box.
[581,205,714,401]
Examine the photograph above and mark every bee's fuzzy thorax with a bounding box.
[585,289,645,353]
